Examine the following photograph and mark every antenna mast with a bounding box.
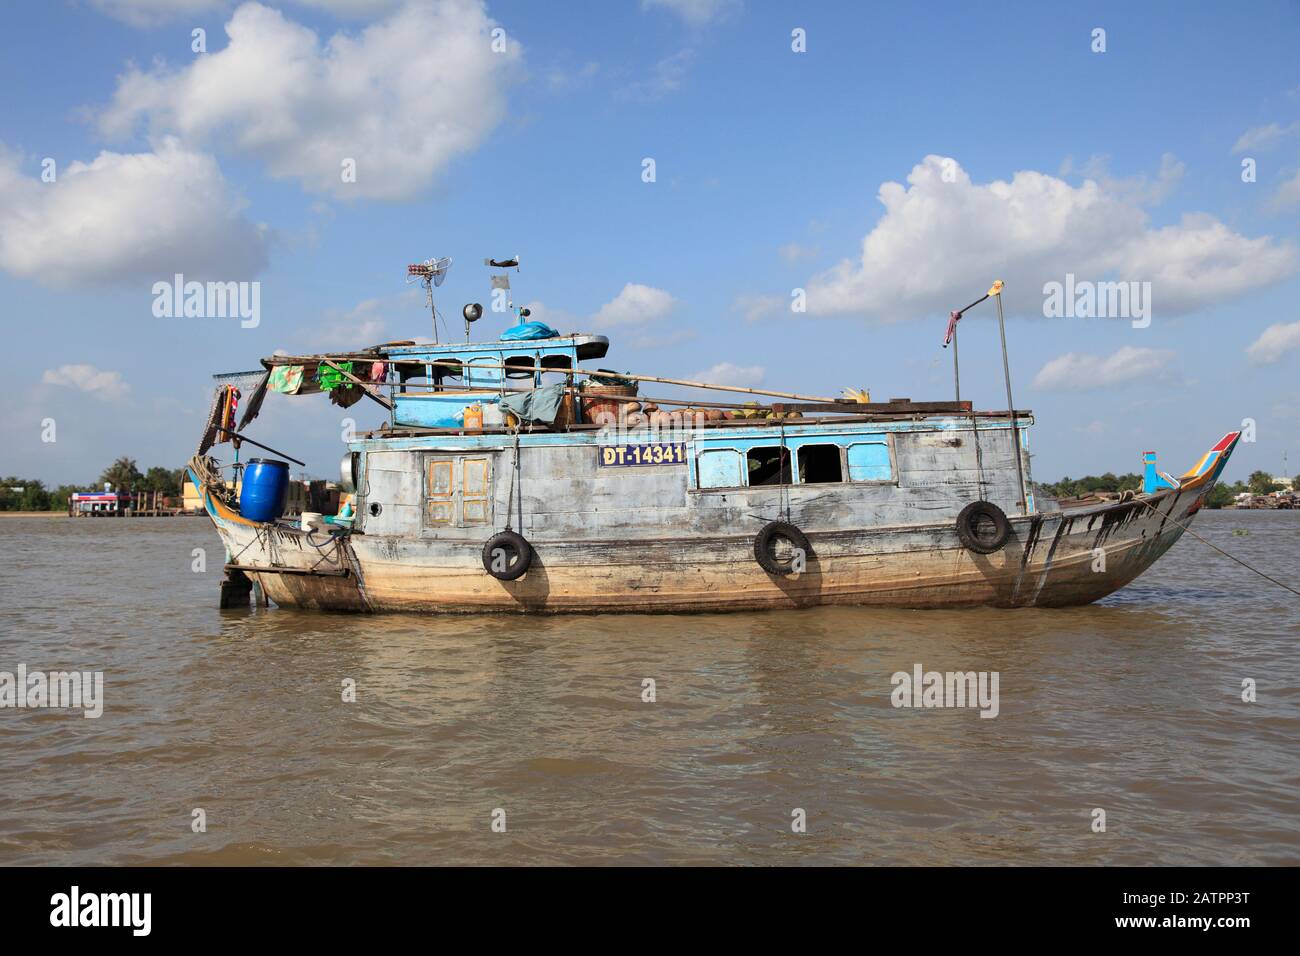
[406,256,453,343]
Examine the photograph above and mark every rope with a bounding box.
[779,421,790,523]
[1135,497,1300,598]
[505,425,520,532]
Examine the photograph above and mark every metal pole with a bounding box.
[952,323,961,404]
[428,278,438,345]
[994,288,1027,514]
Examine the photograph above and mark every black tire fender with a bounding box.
[955,501,1011,554]
[482,531,533,581]
[753,521,811,576]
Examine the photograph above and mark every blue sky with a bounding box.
[1,0,1298,487]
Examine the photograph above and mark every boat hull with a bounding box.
[214,482,1207,614]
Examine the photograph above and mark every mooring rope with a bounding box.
[1135,497,1300,598]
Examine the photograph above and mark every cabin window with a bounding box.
[433,359,463,387]
[746,446,792,486]
[847,441,892,482]
[466,358,501,388]
[504,355,536,379]
[540,355,572,372]
[698,448,743,489]
[798,444,843,483]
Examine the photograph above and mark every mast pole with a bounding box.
[991,281,1026,514]
[952,323,961,404]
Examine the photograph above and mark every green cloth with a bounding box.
[500,382,566,424]
[317,361,354,391]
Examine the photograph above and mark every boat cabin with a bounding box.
[386,334,608,429]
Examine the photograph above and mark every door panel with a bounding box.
[423,455,494,529]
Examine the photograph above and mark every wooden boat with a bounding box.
[189,271,1240,613]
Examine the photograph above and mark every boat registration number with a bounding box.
[598,443,686,467]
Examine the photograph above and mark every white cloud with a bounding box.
[1059,152,1184,206]
[689,362,764,387]
[98,0,520,200]
[777,241,819,264]
[41,364,131,401]
[731,292,785,323]
[1274,169,1300,207]
[1246,320,1300,365]
[591,283,677,327]
[0,138,268,285]
[303,288,421,350]
[640,0,741,26]
[619,49,696,101]
[1231,121,1300,154]
[1032,346,1174,391]
[92,0,227,27]
[803,155,1297,322]
[92,0,400,27]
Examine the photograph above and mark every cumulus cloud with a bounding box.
[42,364,131,401]
[591,283,677,327]
[98,0,520,200]
[1246,320,1300,365]
[803,155,1297,322]
[0,138,268,285]
[1032,346,1175,391]
[690,362,764,386]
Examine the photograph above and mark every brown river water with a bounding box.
[1,510,1297,866]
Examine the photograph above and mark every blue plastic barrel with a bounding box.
[240,458,290,523]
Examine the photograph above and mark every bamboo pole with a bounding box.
[266,354,842,403]
[421,358,841,403]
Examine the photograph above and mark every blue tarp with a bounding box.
[500,321,559,341]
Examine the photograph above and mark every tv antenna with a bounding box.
[406,255,452,343]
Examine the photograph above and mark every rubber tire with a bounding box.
[482,531,533,581]
[753,521,811,576]
[955,501,1011,555]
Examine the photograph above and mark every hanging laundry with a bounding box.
[329,385,364,409]
[268,365,305,394]
[317,361,354,391]
[368,361,388,383]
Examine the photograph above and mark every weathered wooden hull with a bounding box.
[210,481,1207,613]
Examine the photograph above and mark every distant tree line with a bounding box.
[0,457,185,512]
[1036,470,1297,509]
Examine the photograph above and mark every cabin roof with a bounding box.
[260,332,609,368]
[382,333,609,361]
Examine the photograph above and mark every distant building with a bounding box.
[70,492,128,515]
